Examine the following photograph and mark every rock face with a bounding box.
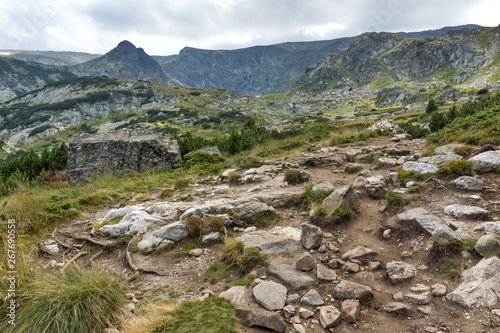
[67,129,181,185]
[447,257,500,307]
[469,150,500,173]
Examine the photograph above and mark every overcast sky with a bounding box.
[0,0,498,56]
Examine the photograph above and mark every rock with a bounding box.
[298,307,314,319]
[345,149,363,160]
[268,260,315,292]
[237,227,302,254]
[341,246,378,261]
[189,248,204,257]
[137,221,187,251]
[364,175,387,199]
[368,261,381,271]
[67,128,181,185]
[386,261,417,284]
[319,305,341,329]
[258,193,301,208]
[492,309,500,317]
[282,305,295,319]
[474,234,500,257]
[452,176,484,191]
[295,252,316,271]
[341,299,360,323]
[236,304,287,332]
[202,232,221,245]
[253,281,287,311]
[342,262,360,273]
[101,210,165,237]
[485,222,500,235]
[397,208,459,243]
[219,286,254,305]
[405,293,431,305]
[311,181,334,193]
[384,302,412,314]
[317,264,337,281]
[434,144,464,155]
[402,161,439,174]
[377,157,398,167]
[431,284,447,297]
[285,169,310,184]
[410,284,431,293]
[301,289,324,306]
[368,119,402,133]
[301,223,323,250]
[469,150,500,173]
[286,294,300,304]
[322,185,360,213]
[43,240,59,255]
[444,204,488,220]
[194,146,221,156]
[292,323,306,333]
[334,280,373,301]
[447,256,500,307]
[418,306,433,315]
[418,154,462,165]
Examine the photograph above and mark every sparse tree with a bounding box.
[426,99,438,113]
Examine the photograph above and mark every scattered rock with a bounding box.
[299,307,315,319]
[397,208,459,243]
[452,176,484,191]
[444,204,489,220]
[474,234,500,257]
[219,286,255,305]
[189,248,204,257]
[386,261,417,284]
[431,284,447,297]
[368,119,402,133]
[384,302,412,314]
[345,148,363,160]
[469,150,500,173]
[253,281,287,311]
[334,280,373,301]
[282,305,295,319]
[364,175,387,199]
[402,161,439,174]
[292,323,306,333]
[301,289,324,306]
[485,221,500,235]
[434,144,464,155]
[319,305,342,329]
[43,240,59,255]
[295,252,316,271]
[100,210,164,237]
[317,264,338,281]
[418,154,462,165]
[323,185,360,213]
[311,181,334,193]
[341,299,360,323]
[341,246,378,261]
[268,260,315,292]
[237,227,302,254]
[236,304,287,332]
[405,292,431,305]
[301,223,323,250]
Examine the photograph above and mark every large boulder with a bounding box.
[253,281,287,311]
[268,260,315,292]
[68,129,181,185]
[452,176,484,191]
[469,150,500,173]
[444,205,489,220]
[322,185,360,213]
[237,227,302,254]
[396,208,459,243]
[236,304,287,332]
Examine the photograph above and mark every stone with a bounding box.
[268,260,315,292]
[341,299,360,323]
[368,119,402,133]
[298,307,314,319]
[295,252,316,271]
[202,232,221,245]
[253,281,287,311]
[311,181,334,193]
[317,264,337,281]
[418,306,433,315]
[301,289,324,306]
[194,146,221,156]
[342,262,360,273]
[100,210,164,237]
[137,221,187,251]
[345,148,363,160]
[393,292,404,302]
[434,144,464,155]
[364,175,387,199]
[67,129,181,185]
[386,261,417,284]
[402,161,439,174]
[368,261,381,271]
[301,223,323,250]
[286,294,300,304]
[405,293,431,305]
[410,284,431,293]
[469,150,500,173]
[447,257,500,307]
[282,305,296,319]
[43,240,59,255]
[485,222,500,235]
[219,286,254,305]
[285,169,310,184]
[189,248,204,257]
[377,157,398,167]
[237,227,302,254]
[236,304,286,332]
[418,154,462,165]
[444,204,488,220]
[474,234,500,257]
[431,284,447,297]
[319,305,341,329]
[341,246,378,261]
[384,302,412,314]
[452,176,484,191]
[258,193,301,208]
[397,208,459,243]
[334,280,373,301]
[293,323,306,333]
[322,185,360,213]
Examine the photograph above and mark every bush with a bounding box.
[385,190,411,207]
[429,112,449,132]
[4,266,126,333]
[184,216,204,238]
[329,205,354,222]
[299,184,334,210]
[221,238,266,272]
[477,88,489,95]
[284,169,308,185]
[438,160,475,176]
[173,178,190,190]
[345,165,363,173]
[151,297,239,333]
[228,171,242,184]
[426,99,438,113]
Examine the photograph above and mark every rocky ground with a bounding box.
[38,132,500,333]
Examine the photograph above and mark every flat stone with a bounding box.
[100,210,164,236]
[311,181,334,193]
[431,284,447,297]
[341,299,360,323]
[334,280,373,301]
[405,293,431,305]
[237,227,302,254]
[402,161,439,174]
[293,323,306,333]
[485,221,500,235]
[282,305,295,319]
[301,289,324,306]
[341,246,378,261]
[253,281,287,311]
[236,304,286,332]
[319,305,341,329]
[219,286,255,305]
[386,261,417,284]
[384,302,412,314]
[434,144,464,155]
[469,150,500,173]
[301,223,323,250]
[299,307,314,319]
[268,260,315,292]
[317,264,337,281]
[345,149,363,160]
[444,204,488,220]
[342,262,360,273]
[189,248,204,257]
[295,252,316,271]
[418,153,462,165]
[378,157,398,166]
[452,176,484,191]
[397,208,459,243]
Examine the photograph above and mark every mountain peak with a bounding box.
[117,40,135,49]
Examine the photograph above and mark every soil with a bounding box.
[43,135,500,333]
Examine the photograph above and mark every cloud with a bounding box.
[0,0,498,55]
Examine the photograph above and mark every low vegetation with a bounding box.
[299,184,334,210]
[438,160,475,176]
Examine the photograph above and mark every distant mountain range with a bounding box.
[0,24,483,98]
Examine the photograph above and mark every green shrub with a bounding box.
[299,184,334,210]
[329,205,354,222]
[184,216,204,238]
[426,99,438,113]
[203,262,233,283]
[3,266,126,333]
[173,178,190,190]
[151,297,239,333]
[385,190,411,207]
[438,160,475,176]
[284,169,308,185]
[312,204,328,218]
[407,183,428,193]
[205,216,225,231]
[461,238,479,252]
[477,88,489,95]
[345,165,363,173]
[454,145,475,158]
[228,171,242,184]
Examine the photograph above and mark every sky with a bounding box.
[0,0,498,56]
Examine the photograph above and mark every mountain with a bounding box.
[295,26,500,94]
[0,57,75,102]
[394,24,482,38]
[0,50,99,66]
[71,41,179,86]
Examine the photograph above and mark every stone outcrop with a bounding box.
[68,129,181,185]
[469,150,500,173]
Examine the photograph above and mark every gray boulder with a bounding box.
[268,260,315,292]
[418,154,462,165]
[397,208,459,243]
[219,286,255,305]
[323,185,360,213]
[345,148,363,160]
[334,280,373,301]
[341,246,378,261]
[444,204,488,220]
[485,222,500,235]
[469,150,500,173]
[402,161,439,174]
[474,234,500,257]
[253,281,287,311]
[319,306,341,329]
[295,252,316,271]
[447,257,500,307]
[452,176,484,191]
[68,128,181,185]
[237,227,302,254]
[311,181,334,193]
[236,304,286,332]
[301,289,324,306]
[301,223,323,250]
[434,144,464,155]
[317,264,337,281]
[386,261,417,284]
[99,210,164,237]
